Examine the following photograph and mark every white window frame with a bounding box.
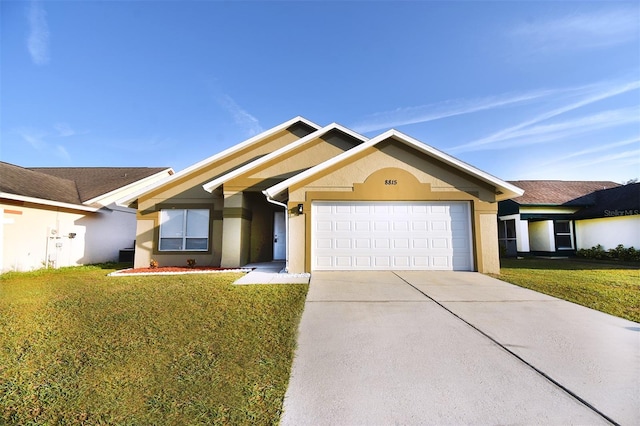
[554,220,574,250]
[159,209,210,252]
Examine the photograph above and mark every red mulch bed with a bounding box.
[124,266,243,274]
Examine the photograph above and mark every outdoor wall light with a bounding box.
[297,204,304,214]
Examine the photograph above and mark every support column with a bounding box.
[221,192,252,267]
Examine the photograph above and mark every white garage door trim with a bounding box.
[312,201,473,271]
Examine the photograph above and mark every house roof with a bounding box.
[117,116,320,207]
[507,180,620,205]
[264,129,524,201]
[31,167,172,202]
[572,183,640,219]
[1,162,83,205]
[202,122,368,193]
[0,161,172,210]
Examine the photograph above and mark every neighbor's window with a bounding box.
[159,209,209,251]
[554,220,574,250]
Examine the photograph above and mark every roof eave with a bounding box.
[117,116,321,206]
[85,168,174,206]
[202,123,368,193]
[265,129,524,201]
[1,192,101,213]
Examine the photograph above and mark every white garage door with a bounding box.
[312,201,473,271]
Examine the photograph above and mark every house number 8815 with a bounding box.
[384,180,398,185]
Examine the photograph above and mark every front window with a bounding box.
[554,220,574,250]
[159,209,209,251]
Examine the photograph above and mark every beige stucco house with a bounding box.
[119,117,523,274]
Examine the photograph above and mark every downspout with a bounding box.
[262,191,289,273]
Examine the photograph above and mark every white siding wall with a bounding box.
[1,202,136,272]
[528,220,555,252]
[575,216,640,250]
[516,218,530,252]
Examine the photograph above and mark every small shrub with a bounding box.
[577,244,640,262]
[149,259,159,269]
[187,259,196,268]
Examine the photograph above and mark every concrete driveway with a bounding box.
[280,271,639,425]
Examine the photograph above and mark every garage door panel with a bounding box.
[413,239,428,249]
[374,256,391,267]
[355,221,370,231]
[312,201,472,271]
[432,256,450,268]
[316,238,332,249]
[431,238,449,249]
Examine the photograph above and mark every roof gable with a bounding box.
[202,123,367,193]
[117,116,320,206]
[265,129,524,201]
[507,180,620,205]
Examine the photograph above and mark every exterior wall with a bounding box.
[575,216,640,250]
[479,213,500,274]
[528,220,555,252]
[224,133,362,193]
[134,128,304,268]
[2,201,136,272]
[288,213,306,272]
[285,144,501,273]
[498,214,530,254]
[517,219,530,252]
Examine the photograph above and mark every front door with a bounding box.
[273,211,286,260]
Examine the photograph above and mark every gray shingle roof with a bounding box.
[0,162,170,205]
[508,180,620,205]
[0,162,82,204]
[31,167,170,202]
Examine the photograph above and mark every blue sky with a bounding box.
[1,0,639,183]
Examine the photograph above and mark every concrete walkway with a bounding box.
[281,271,639,425]
[232,262,310,285]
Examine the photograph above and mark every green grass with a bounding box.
[493,258,640,323]
[0,265,308,425]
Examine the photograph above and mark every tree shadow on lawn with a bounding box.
[499,257,640,271]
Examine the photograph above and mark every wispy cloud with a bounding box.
[55,145,71,161]
[511,7,639,52]
[451,79,640,153]
[14,125,74,162]
[350,89,557,134]
[218,95,264,136]
[15,128,47,151]
[27,0,50,65]
[54,122,76,137]
[537,136,640,168]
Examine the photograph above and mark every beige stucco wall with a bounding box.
[133,128,360,268]
[285,143,501,274]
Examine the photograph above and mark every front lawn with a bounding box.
[0,266,308,425]
[494,258,639,322]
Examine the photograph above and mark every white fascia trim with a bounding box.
[116,116,321,207]
[387,130,525,199]
[202,123,368,193]
[0,192,101,213]
[85,168,174,206]
[264,129,524,200]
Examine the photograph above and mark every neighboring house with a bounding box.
[497,180,639,257]
[0,162,173,272]
[119,117,522,274]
